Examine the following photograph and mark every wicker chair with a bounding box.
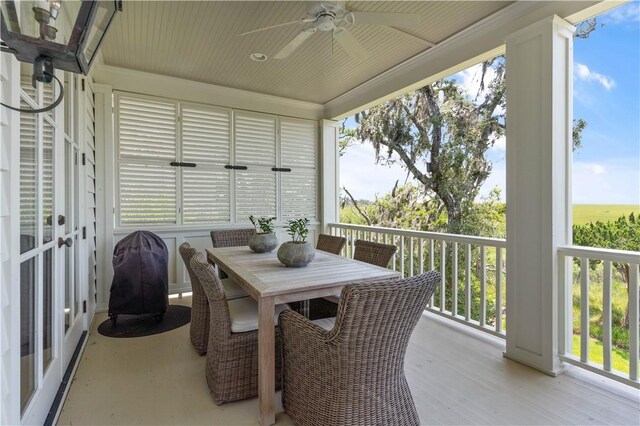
[179,243,210,354]
[353,239,398,267]
[316,234,347,255]
[314,239,399,317]
[280,271,440,426]
[209,228,253,296]
[179,243,251,355]
[190,252,287,405]
[210,228,255,248]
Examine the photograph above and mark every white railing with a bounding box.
[327,223,507,338]
[558,245,639,388]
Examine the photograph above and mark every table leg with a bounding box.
[258,296,276,426]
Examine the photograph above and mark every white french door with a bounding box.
[18,68,86,425]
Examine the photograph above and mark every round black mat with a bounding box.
[97,305,191,338]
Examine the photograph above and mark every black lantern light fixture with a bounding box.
[1,0,121,113]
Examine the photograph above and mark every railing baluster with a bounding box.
[603,260,612,372]
[480,245,486,327]
[391,235,397,272]
[409,237,414,277]
[452,242,458,317]
[430,239,435,306]
[580,257,589,364]
[465,244,471,322]
[400,236,405,278]
[629,263,639,381]
[440,241,446,312]
[496,247,503,333]
[419,238,424,275]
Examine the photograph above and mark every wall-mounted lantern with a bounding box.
[1,0,121,113]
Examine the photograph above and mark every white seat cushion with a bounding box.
[323,293,341,304]
[221,278,248,300]
[228,298,289,333]
[312,317,336,331]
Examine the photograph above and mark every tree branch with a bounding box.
[342,187,372,226]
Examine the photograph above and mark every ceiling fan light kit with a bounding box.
[239,1,424,62]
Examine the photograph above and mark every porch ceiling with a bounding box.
[99,1,512,104]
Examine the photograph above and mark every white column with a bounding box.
[0,52,21,425]
[320,119,339,230]
[505,15,575,375]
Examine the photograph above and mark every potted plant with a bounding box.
[248,215,278,253]
[277,218,315,267]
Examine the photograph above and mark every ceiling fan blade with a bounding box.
[274,28,316,59]
[238,18,314,37]
[350,11,420,29]
[333,28,368,61]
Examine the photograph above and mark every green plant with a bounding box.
[249,215,276,234]
[286,218,310,243]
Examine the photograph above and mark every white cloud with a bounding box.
[575,63,616,91]
[339,143,414,201]
[455,63,505,115]
[605,2,640,24]
[491,134,506,152]
[572,159,639,204]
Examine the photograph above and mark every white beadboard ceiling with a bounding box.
[100,1,513,104]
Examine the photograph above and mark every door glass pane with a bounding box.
[43,249,53,372]
[65,249,71,333]
[43,120,54,243]
[20,256,36,413]
[65,142,72,234]
[64,73,72,137]
[20,105,37,254]
[73,148,79,230]
[74,234,80,319]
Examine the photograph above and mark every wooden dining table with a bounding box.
[206,246,401,426]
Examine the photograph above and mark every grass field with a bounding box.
[572,335,629,374]
[573,204,639,225]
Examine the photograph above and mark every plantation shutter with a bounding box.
[234,112,277,221]
[280,119,317,220]
[181,104,232,224]
[116,94,178,224]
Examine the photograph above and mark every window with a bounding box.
[115,93,318,227]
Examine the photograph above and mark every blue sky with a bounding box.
[340,2,640,205]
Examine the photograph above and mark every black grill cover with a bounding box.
[109,231,169,316]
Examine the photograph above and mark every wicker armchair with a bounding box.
[314,239,399,318]
[353,239,397,267]
[179,243,210,354]
[180,242,253,354]
[190,252,287,405]
[210,228,255,248]
[316,234,347,255]
[210,228,253,295]
[280,271,440,426]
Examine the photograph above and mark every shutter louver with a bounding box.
[118,96,176,160]
[280,119,317,220]
[182,105,230,164]
[181,104,231,224]
[234,112,277,221]
[235,113,276,165]
[119,163,176,224]
[117,94,178,225]
[236,171,276,220]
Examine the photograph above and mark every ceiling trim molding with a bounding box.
[323,1,608,120]
[93,65,325,120]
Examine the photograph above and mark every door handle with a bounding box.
[58,237,73,248]
[58,215,66,225]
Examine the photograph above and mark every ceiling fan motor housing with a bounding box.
[316,12,337,31]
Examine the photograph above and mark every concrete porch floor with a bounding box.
[57,296,639,425]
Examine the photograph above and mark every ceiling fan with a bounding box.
[239,2,424,61]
